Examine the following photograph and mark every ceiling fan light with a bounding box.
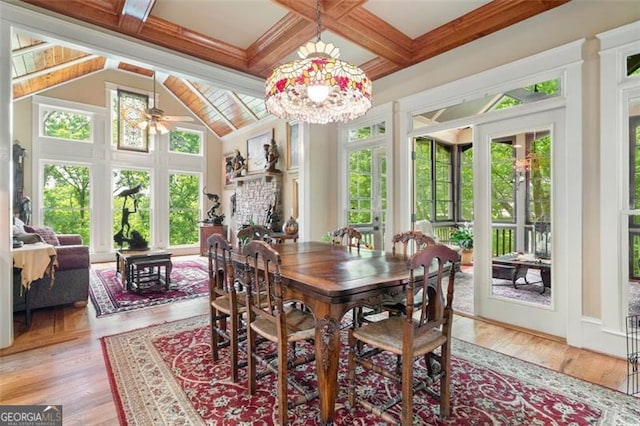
[138,120,149,130]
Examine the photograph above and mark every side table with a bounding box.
[116,249,173,293]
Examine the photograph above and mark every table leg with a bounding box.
[314,314,341,425]
[540,268,551,294]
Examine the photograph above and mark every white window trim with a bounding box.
[598,20,640,356]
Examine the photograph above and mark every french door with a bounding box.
[474,109,567,337]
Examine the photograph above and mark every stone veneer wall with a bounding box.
[234,172,283,233]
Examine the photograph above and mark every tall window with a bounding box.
[348,149,372,225]
[414,137,453,222]
[42,163,91,244]
[169,172,200,245]
[112,168,151,249]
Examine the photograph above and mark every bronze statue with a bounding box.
[113,184,148,250]
[202,187,225,225]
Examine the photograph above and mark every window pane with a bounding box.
[627,52,640,77]
[348,149,372,225]
[42,110,92,142]
[170,129,202,155]
[491,141,515,222]
[414,137,433,221]
[460,145,474,221]
[528,132,551,224]
[43,164,91,245]
[169,173,200,245]
[117,90,149,152]
[413,78,561,130]
[113,168,151,249]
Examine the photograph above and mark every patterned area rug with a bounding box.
[89,259,208,317]
[101,315,640,425]
[450,269,551,316]
[453,269,640,316]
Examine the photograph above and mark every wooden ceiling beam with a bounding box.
[12,41,50,57]
[246,13,317,76]
[22,0,121,27]
[272,0,413,65]
[139,16,248,72]
[412,0,570,63]
[360,57,402,82]
[12,54,98,84]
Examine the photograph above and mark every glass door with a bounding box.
[475,109,566,337]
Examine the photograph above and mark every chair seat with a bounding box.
[211,292,247,314]
[250,307,316,343]
[352,316,447,357]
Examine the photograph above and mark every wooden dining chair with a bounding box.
[243,240,318,425]
[237,224,272,248]
[331,226,362,251]
[347,243,459,425]
[354,230,437,327]
[207,233,246,382]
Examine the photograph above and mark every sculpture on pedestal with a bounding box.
[113,184,148,250]
[202,187,225,225]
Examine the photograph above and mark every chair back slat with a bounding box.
[407,244,459,332]
[207,233,235,299]
[243,240,283,328]
[392,230,436,259]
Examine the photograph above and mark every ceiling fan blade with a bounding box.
[161,116,195,122]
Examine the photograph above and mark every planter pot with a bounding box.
[460,248,473,265]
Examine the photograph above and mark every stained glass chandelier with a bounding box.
[265,0,372,124]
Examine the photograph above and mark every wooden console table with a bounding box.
[199,225,227,255]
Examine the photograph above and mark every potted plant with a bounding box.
[451,223,474,265]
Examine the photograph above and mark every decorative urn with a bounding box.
[284,216,299,235]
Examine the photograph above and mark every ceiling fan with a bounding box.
[138,72,194,135]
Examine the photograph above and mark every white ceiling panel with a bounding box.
[152,0,289,48]
[363,0,492,39]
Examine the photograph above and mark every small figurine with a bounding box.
[265,138,280,172]
[232,149,246,177]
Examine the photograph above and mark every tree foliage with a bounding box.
[43,164,91,244]
[169,173,200,245]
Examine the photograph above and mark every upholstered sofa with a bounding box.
[13,230,91,325]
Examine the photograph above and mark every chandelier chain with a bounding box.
[316,0,321,41]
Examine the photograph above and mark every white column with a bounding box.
[0,19,14,348]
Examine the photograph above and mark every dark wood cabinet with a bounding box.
[199,225,227,256]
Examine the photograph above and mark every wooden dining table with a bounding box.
[233,241,412,425]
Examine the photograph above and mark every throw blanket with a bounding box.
[13,242,57,289]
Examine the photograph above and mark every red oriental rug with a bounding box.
[89,259,208,317]
[101,315,640,425]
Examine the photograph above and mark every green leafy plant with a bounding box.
[451,223,474,249]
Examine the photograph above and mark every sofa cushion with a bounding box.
[14,232,43,244]
[24,225,60,246]
[13,216,26,235]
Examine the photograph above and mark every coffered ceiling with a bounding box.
[9,0,570,137]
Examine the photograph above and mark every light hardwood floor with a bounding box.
[0,268,632,425]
